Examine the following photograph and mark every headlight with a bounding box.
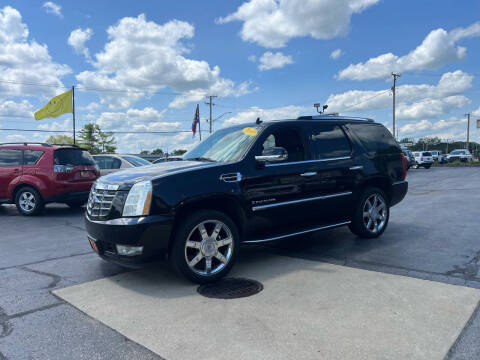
[122,180,152,217]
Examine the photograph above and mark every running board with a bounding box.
[243,221,351,244]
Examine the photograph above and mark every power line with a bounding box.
[0,127,200,134]
[341,89,391,111]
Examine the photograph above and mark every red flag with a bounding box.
[192,104,200,137]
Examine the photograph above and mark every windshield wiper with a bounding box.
[186,157,216,162]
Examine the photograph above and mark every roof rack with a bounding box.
[0,142,52,146]
[297,114,374,122]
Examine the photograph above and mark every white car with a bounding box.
[93,154,151,176]
[429,150,442,162]
[412,151,433,169]
[447,149,472,162]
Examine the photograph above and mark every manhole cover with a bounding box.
[197,278,263,299]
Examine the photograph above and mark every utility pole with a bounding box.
[205,95,217,134]
[391,73,400,139]
[465,113,470,152]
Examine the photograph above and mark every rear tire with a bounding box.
[424,164,431,169]
[349,187,389,239]
[15,186,44,216]
[170,210,239,283]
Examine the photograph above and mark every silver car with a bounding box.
[92,154,151,176]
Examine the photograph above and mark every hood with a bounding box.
[97,160,220,188]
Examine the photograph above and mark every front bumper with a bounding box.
[85,213,174,267]
[390,180,408,207]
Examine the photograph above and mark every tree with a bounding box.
[97,128,116,154]
[45,135,74,145]
[79,123,116,154]
[172,149,187,155]
[79,124,101,154]
[140,150,150,155]
[151,148,164,155]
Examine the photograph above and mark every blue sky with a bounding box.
[0,0,479,152]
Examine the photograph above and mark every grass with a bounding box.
[433,160,480,167]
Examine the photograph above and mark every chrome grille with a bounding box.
[87,183,119,219]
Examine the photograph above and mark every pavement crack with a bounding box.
[0,306,13,340]
[6,302,63,320]
[445,250,480,281]
[0,252,93,272]
[20,267,62,290]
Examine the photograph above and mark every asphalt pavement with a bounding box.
[0,166,479,359]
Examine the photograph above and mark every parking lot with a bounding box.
[1,167,479,359]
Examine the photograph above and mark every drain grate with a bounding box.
[197,278,263,299]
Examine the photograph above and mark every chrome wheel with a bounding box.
[362,193,387,234]
[184,220,234,276]
[19,191,36,212]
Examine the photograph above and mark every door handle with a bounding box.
[300,172,317,177]
[349,165,363,171]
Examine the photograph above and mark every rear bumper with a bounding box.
[45,191,90,204]
[84,213,174,267]
[390,180,408,207]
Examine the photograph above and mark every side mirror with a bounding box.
[255,147,288,164]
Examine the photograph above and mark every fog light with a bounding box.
[116,245,143,256]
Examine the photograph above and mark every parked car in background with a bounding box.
[438,153,448,163]
[447,149,472,162]
[412,151,433,169]
[153,156,183,164]
[429,150,442,162]
[402,149,414,169]
[85,115,408,283]
[0,143,99,215]
[93,154,151,176]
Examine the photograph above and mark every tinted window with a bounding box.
[122,156,150,167]
[24,150,44,165]
[54,149,95,166]
[260,126,306,162]
[307,124,351,159]
[423,152,432,156]
[0,149,22,166]
[104,157,121,169]
[348,124,398,154]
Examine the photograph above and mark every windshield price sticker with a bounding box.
[242,127,257,136]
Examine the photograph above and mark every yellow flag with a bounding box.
[34,89,73,120]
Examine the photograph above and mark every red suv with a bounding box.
[0,143,100,215]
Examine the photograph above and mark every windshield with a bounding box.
[423,152,432,156]
[122,155,150,167]
[184,126,262,162]
[54,149,95,166]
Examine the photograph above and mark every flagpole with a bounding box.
[198,115,202,141]
[72,85,76,145]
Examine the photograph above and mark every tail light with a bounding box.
[420,157,423,161]
[400,153,407,180]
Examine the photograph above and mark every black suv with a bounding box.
[85,116,408,283]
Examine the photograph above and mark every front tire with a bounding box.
[15,186,44,216]
[170,210,239,283]
[349,187,389,239]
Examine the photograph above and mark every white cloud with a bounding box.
[95,107,175,132]
[68,28,93,59]
[248,55,257,62]
[222,105,307,126]
[6,134,27,142]
[38,118,71,131]
[79,102,100,112]
[327,70,473,118]
[398,117,468,140]
[472,106,480,117]
[76,14,253,110]
[0,6,70,98]
[0,99,33,117]
[42,2,62,18]
[330,49,343,60]
[217,0,380,48]
[258,51,293,71]
[338,21,480,80]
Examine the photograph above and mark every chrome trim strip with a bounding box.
[392,180,408,186]
[219,172,243,182]
[349,165,363,170]
[243,221,351,243]
[265,156,351,167]
[252,191,352,211]
[95,183,119,191]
